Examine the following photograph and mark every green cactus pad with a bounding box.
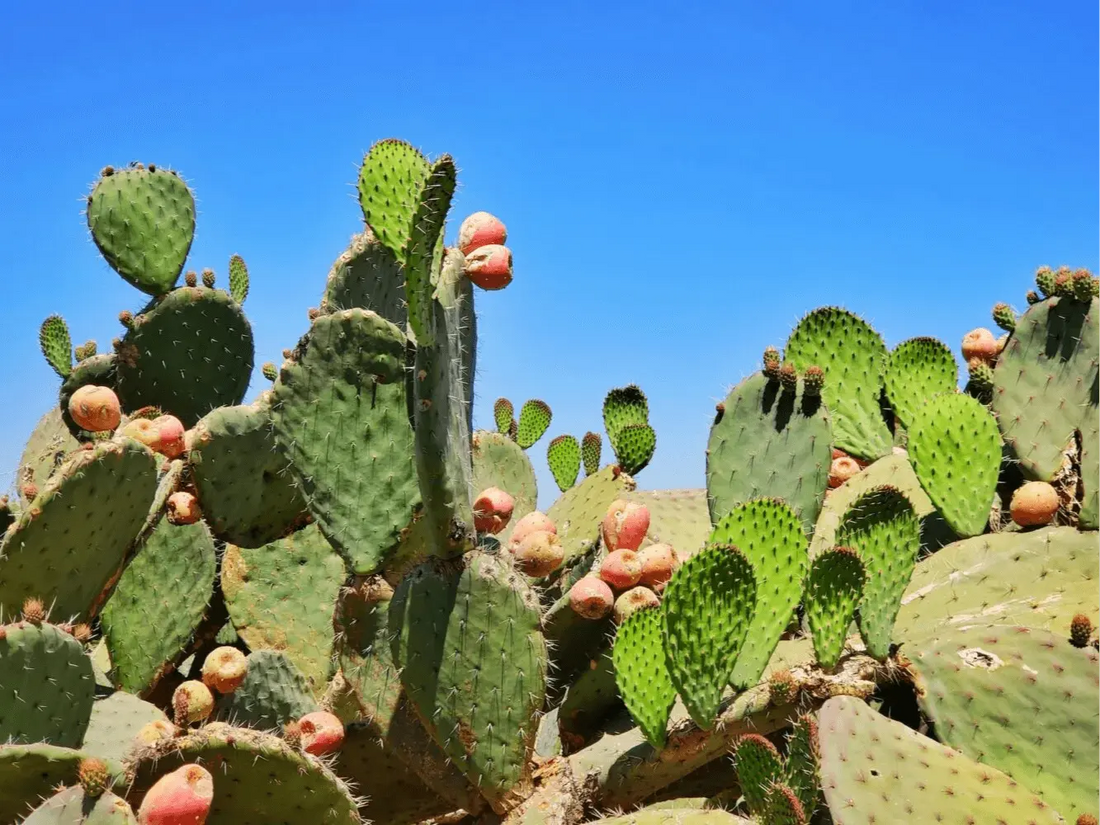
[1081,408,1099,529]
[222,525,346,695]
[39,315,72,378]
[818,695,1063,824]
[403,155,456,346]
[883,337,958,429]
[558,653,621,745]
[272,309,419,575]
[624,488,711,561]
[215,650,318,730]
[662,543,757,728]
[357,138,431,265]
[763,784,808,825]
[603,385,649,440]
[614,422,657,475]
[0,439,157,621]
[128,725,360,824]
[471,430,538,544]
[547,434,582,492]
[188,401,308,548]
[783,714,820,817]
[834,487,919,659]
[22,786,136,824]
[910,625,1098,820]
[731,734,783,815]
[547,466,634,565]
[86,164,195,296]
[783,307,891,461]
[582,431,602,475]
[804,548,865,669]
[17,407,81,504]
[390,552,547,812]
[0,622,94,747]
[115,286,253,426]
[320,230,406,328]
[0,744,126,824]
[907,392,1001,537]
[100,518,216,695]
[59,353,118,438]
[706,371,832,535]
[82,691,168,767]
[613,606,676,748]
[228,253,249,304]
[494,398,514,435]
[517,399,553,449]
[709,499,809,688]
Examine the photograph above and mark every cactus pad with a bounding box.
[547,434,582,491]
[582,431,602,475]
[403,155,456,346]
[228,253,249,304]
[614,422,657,475]
[357,138,431,265]
[320,230,406,328]
[82,692,168,767]
[17,407,80,503]
[471,430,538,543]
[39,315,72,378]
[804,548,865,669]
[547,466,635,565]
[731,734,783,815]
[494,398,514,436]
[86,163,195,296]
[517,399,553,449]
[215,650,319,730]
[22,786,136,824]
[883,337,958,429]
[662,543,757,727]
[603,385,649,441]
[613,605,676,748]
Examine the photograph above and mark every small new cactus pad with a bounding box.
[100,518,216,694]
[517,399,553,449]
[818,695,1063,824]
[390,552,548,812]
[731,734,783,815]
[882,337,957,430]
[272,309,420,574]
[907,391,1001,537]
[783,307,892,461]
[320,231,406,328]
[0,621,95,747]
[86,163,195,296]
[548,434,582,492]
[59,353,118,437]
[910,625,1099,820]
[992,301,1016,331]
[834,486,919,659]
[603,385,656,472]
[222,524,347,694]
[357,138,431,266]
[21,786,136,823]
[215,650,319,730]
[471,431,538,544]
[662,543,757,727]
[706,371,832,536]
[494,398,515,436]
[709,498,809,688]
[0,439,157,621]
[763,784,808,825]
[547,466,635,565]
[783,714,820,817]
[612,605,676,748]
[39,315,73,378]
[188,400,308,547]
[228,253,249,304]
[582,431,602,475]
[804,547,865,669]
[403,155,456,346]
[614,423,657,475]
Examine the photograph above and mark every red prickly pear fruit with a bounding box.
[464,244,513,290]
[1009,481,1059,527]
[510,530,564,577]
[568,575,615,620]
[600,499,650,551]
[201,646,247,694]
[138,764,214,825]
[961,328,999,363]
[510,511,556,547]
[135,719,176,745]
[167,492,201,526]
[828,456,862,489]
[458,211,507,255]
[599,549,643,590]
[473,487,515,535]
[69,385,122,432]
[613,586,660,623]
[172,680,214,726]
[637,543,679,588]
[152,415,187,459]
[297,710,345,756]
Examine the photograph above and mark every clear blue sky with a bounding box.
[2,2,1096,507]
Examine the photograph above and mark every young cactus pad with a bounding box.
[612,605,676,748]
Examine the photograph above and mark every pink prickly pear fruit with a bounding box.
[828,456,862,489]
[464,244,513,290]
[599,549,643,590]
[135,719,176,745]
[600,500,650,551]
[458,211,507,255]
[637,544,679,588]
[297,710,345,756]
[68,385,121,432]
[171,680,214,726]
[613,586,660,623]
[510,511,556,547]
[568,575,615,620]
[152,415,187,459]
[167,492,201,526]
[473,487,515,535]
[511,530,564,577]
[961,328,999,363]
[138,764,214,825]
[201,646,247,694]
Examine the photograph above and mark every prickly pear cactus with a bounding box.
[613,605,676,748]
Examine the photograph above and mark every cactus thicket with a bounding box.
[2,140,1097,825]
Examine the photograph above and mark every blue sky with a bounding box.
[1,2,1096,507]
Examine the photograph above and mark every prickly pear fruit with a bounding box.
[961,328,999,363]
[1077,816,1098,825]
[599,548,643,590]
[201,646,247,694]
[22,597,46,625]
[613,586,660,623]
[511,529,564,577]
[568,575,615,620]
[768,669,797,705]
[297,710,345,756]
[1036,265,1056,297]
[79,757,112,797]
[152,415,187,458]
[1009,481,1059,527]
[172,680,214,726]
[137,764,214,825]
[1070,614,1094,649]
[600,500,650,552]
[991,302,1016,332]
[464,243,513,290]
[828,456,861,489]
[637,543,679,588]
[778,362,798,391]
[762,346,781,378]
[167,492,201,526]
[458,211,507,255]
[136,719,176,745]
[69,385,122,432]
[802,364,824,396]
[473,487,515,535]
